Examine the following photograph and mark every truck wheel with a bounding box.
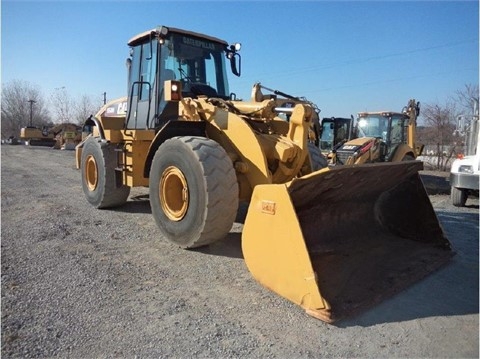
[451,186,467,207]
[149,136,239,248]
[81,137,130,208]
[308,142,328,171]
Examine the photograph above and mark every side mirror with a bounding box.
[227,43,241,77]
[126,58,132,81]
[229,53,241,77]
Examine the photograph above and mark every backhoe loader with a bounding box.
[76,26,452,323]
[333,100,424,165]
[318,116,355,162]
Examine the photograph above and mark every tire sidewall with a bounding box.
[81,138,106,207]
[308,142,328,171]
[149,138,208,246]
[451,186,467,207]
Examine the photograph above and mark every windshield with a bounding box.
[357,115,389,139]
[390,114,407,145]
[320,120,334,151]
[320,119,352,151]
[161,33,230,98]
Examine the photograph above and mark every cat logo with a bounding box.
[182,37,215,50]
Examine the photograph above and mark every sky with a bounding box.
[1,0,479,120]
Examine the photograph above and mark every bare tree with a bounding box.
[454,84,479,114]
[452,84,479,156]
[50,87,74,123]
[418,100,459,171]
[73,94,100,125]
[1,80,51,139]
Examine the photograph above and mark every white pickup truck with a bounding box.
[450,101,479,207]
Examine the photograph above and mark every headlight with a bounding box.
[458,165,474,174]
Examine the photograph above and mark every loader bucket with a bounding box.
[242,161,453,323]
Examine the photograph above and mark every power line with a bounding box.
[235,38,478,85]
[301,67,478,95]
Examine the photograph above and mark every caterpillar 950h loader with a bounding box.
[76,26,453,323]
[333,100,424,165]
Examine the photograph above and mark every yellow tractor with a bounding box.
[318,116,355,162]
[50,123,82,150]
[333,100,423,165]
[20,123,82,149]
[76,26,452,323]
[20,126,57,146]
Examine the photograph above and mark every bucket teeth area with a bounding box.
[243,161,453,323]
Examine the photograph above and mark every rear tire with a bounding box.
[451,186,467,207]
[81,137,130,208]
[402,154,415,161]
[149,136,239,248]
[308,142,328,171]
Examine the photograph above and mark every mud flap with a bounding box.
[242,161,454,323]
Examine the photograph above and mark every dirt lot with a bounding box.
[1,145,478,358]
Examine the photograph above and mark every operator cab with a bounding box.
[356,112,409,157]
[319,117,354,154]
[125,26,241,130]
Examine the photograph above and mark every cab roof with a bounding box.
[128,26,229,47]
[358,111,409,118]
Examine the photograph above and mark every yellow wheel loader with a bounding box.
[76,26,452,323]
[333,100,424,165]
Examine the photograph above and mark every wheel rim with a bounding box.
[85,154,98,191]
[160,166,189,221]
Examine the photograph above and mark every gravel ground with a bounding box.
[1,145,478,358]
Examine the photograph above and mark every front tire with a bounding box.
[451,186,467,207]
[81,137,130,208]
[149,136,239,248]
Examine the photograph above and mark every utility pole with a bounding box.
[103,92,107,105]
[28,99,36,127]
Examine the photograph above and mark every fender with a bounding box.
[143,120,206,178]
[75,116,106,169]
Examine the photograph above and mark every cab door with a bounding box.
[126,40,158,129]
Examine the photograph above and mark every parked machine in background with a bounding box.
[3,136,20,145]
[49,123,82,150]
[318,116,354,158]
[333,99,423,165]
[75,26,452,323]
[450,99,479,207]
[20,123,81,149]
[20,126,57,147]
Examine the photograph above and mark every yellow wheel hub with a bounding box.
[160,166,189,221]
[85,155,98,191]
